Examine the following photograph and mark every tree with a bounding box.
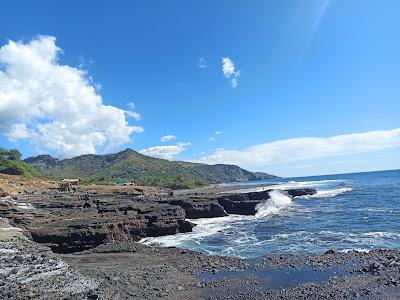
[0,148,22,160]
[8,149,22,160]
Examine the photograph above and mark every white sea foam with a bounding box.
[226,179,343,194]
[255,190,292,218]
[340,248,371,253]
[296,187,352,199]
[141,190,291,247]
[318,230,400,241]
[362,231,400,239]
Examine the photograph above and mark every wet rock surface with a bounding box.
[0,237,99,300]
[199,249,400,299]
[2,237,400,299]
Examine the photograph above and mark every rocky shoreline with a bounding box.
[1,176,399,299]
[2,237,400,299]
[0,180,316,253]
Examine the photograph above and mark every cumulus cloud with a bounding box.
[196,128,400,169]
[222,57,240,87]
[160,135,177,142]
[0,36,143,157]
[140,142,190,160]
[197,57,207,69]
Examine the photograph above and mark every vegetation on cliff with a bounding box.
[25,149,277,189]
[0,148,39,177]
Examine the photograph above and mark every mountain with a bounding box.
[24,149,277,189]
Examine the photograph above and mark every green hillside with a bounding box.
[25,149,277,189]
[0,148,39,177]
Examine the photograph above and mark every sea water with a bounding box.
[141,169,400,258]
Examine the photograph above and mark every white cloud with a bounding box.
[214,130,222,135]
[196,128,400,170]
[0,36,143,157]
[231,78,238,88]
[197,57,207,69]
[160,135,177,142]
[125,111,141,120]
[7,123,31,140]
[140,142,190,160]
[222,57,240,87]
[125,102,140,120]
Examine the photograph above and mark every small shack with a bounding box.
[61,178,80,185]
[59,178,79,192]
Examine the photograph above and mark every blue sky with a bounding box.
[0,0,399,177]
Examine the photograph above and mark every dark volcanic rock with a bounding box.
[286,188,317,197]
[217,198,260,215]
[0,192,194,253]
[0,238,99,300]
[0,166,24,175]
[0,187,316,253]
[161,198,228,219]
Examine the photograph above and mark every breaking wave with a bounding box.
[255,190,292,218]
[296,187,352,199]
[141,190,291,248]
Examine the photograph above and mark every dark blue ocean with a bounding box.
[142,169,400,258]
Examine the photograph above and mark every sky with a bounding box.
[0,0,399,177]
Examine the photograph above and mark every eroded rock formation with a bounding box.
[0,187,316,253]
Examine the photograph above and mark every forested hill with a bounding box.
[25,149,277,189]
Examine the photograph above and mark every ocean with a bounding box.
[142,169,400,258]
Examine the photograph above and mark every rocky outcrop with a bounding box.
[286,188,317,197]
[0,166,24,175]
[160,198,228,219]
[0,187,316,253]
[0,192,194,253]
[217,198,260,215]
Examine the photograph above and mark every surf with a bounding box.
[295,187,352,199]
